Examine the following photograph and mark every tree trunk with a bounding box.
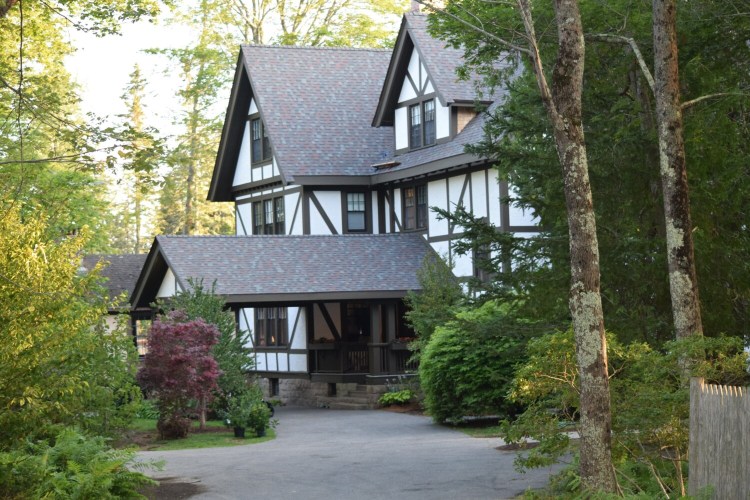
[652,0,703,339]
[518,0,617,492]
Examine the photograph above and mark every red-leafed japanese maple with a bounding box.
[137,311,220,439]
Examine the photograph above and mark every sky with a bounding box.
[65,18,194,138]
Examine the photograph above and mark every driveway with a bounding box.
[138,407,562,500]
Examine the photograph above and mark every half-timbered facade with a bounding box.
[132,12,538,406]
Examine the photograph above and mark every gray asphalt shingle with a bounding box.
[242,45,394,179]
[155,234,435,299]
[81,254,147,302]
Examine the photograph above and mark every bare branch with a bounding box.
[586,33,655,93]
[414,0,532,56]
[681,92,747,110]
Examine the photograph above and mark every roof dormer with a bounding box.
[372,13,490,154]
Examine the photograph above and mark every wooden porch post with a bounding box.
[369,304,383,374]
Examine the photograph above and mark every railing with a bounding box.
[309,342,416,375]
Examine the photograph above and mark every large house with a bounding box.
[131,12,538,406]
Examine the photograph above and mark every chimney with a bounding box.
[410,0,421,13]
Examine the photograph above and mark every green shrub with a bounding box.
[419,301,526,424]
[503,330,750,496]
[378,389,414,406]
[0,427,159,499]
[135,399,160,420]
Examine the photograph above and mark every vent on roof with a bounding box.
[372,160,401,170]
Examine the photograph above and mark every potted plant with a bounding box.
[225,392,254,438]
[246,400,272,437]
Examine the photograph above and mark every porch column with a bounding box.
[369,304,383,374]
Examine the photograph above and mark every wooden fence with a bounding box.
[689,377,750,499]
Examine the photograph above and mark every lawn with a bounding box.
[119,419,275,451]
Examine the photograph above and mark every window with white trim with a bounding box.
[346,192,367,232]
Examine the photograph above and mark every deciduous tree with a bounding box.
[137,312,220,437]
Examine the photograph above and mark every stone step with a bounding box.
[324,401,372,410]
[316,395,378,409]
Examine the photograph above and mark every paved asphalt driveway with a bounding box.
[139,407,562,500]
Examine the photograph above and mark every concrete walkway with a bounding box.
[139,407,562,499]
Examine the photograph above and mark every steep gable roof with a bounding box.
[373,13,489,128]
[131,234,436,308]
[209,46,394,200]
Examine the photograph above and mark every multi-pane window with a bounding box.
[255,307,288,347]
[409,104,422,149]
[251,196,285,234]
[408,99,436,149]
[423,100,436,146]
[251,118,272,163]
[403,184,428,230]
[346,192,366,232]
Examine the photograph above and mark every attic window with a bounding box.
[251,118,272,163]
[408,99,436,150]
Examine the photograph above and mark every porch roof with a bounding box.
[131,234,438,308]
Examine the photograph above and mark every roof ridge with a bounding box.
[241,44,391,53]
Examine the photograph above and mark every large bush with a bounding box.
[419,301,526,423]
[503,329,750,496]
[0,208,141,447]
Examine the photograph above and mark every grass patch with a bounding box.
[455,424,504,438]
[120,419,275,451]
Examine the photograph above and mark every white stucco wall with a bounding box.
[156,268,181,298]
[309,191,343,235]
[232,121,251,187]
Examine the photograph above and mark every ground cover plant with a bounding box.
[118,418,275,451]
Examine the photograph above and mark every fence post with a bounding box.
[688,377,703,497]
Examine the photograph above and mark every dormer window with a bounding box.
[409,99,436,150]
[251,117,272,163]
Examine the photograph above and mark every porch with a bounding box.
[308,341,417,383]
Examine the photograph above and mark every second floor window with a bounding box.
[403,184,427,230]
[408,99,436,150]
[252,196,285,235]
[346,192,366,232]
[251,118,272,163]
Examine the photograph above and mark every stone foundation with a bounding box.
[258,378,389,408]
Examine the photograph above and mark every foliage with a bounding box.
[503,329,749,496]
[134,399,160,420]
[224,387,273,437]
[158,279,253,400]
[137,312,221,439]
[0,208,142,448]
[378,389,414,407]
[405,255,465,360]
[419,301,527,424]
[0,427,158,499]
[427,1,750,344]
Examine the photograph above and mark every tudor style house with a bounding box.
[131,12,538,406]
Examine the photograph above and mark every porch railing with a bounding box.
[309,342,416,375]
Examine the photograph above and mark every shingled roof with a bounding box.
[131,234,437,308]
[81,254,148,309]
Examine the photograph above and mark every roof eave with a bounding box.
[208,52,251,202]
[372,16,412,128]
